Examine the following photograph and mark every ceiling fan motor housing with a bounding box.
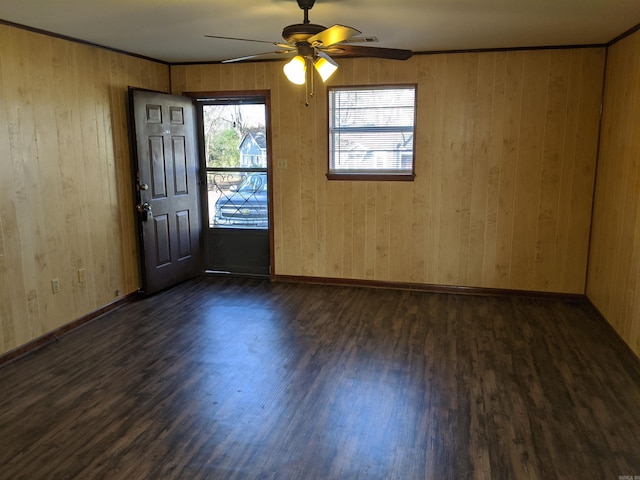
[282,23,326,45]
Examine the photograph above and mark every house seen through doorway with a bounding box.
[199,96,271,276]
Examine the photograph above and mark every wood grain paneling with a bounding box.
[172,48,605,294]
[588,30,640,357]
[0,26,608,358]
[0,24,170,356]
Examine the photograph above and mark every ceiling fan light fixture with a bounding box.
[283,55,307,85]
[313,52,338,82]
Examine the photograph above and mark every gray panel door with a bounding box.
[130,89,202,293]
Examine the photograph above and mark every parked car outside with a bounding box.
[213,172,268,228]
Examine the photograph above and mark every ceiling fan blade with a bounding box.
[221,50,293,63]
[323,45,413,60]
[307,24,361,47]
[205,35,290,49]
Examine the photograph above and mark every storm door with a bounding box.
[196,95,272,276]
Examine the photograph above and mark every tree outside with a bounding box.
[203,104,266,168]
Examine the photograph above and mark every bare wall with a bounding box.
[0,25,170,356]
[172,48,605,293]
[588,30,640,357]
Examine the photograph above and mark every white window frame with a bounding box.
[327,84,417,181]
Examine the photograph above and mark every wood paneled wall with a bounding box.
[172,48,605,294]
[0,24,608,358]
[0,25,170,356]
[588,31,640,357]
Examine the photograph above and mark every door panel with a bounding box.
[130,89,202,294]
[207,228,270,275]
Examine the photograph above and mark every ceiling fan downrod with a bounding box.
[297,0,316,24]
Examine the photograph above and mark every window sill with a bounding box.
[326,173,416,182]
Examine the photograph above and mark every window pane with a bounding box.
[203,104,267,169]
[330,130,414,172]
[207,171,268,229]
[328,86,416,178]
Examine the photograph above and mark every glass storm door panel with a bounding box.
[199,97,271,276]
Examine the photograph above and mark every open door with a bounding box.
[129,89,202,294]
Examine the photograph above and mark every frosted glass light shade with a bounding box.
[283,56,306,85]
[314,53,338,82]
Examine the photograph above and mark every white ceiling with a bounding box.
[1,0,639,64]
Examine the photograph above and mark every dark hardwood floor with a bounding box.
[1,275,640,479]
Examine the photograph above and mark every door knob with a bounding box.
[137,202,152,221]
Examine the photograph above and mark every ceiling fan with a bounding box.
[205,0,413,86]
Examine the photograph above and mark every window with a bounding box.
[328,85,417,181]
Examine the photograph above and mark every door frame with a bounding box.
[184,90,275,278]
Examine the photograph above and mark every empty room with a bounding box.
[1,0,640,478]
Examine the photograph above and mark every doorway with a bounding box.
[196,94,272,276]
